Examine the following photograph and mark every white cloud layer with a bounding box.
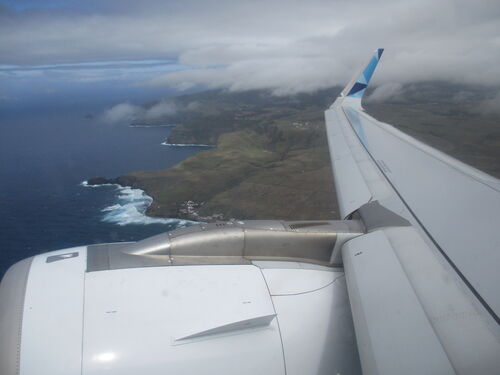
[1,0,500,94]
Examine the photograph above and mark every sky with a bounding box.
[1,0,500,111]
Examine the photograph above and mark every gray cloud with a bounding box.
[150,57,345,95]
[366,83,405,102]
[2,0,500,95]
[474,93,500,116]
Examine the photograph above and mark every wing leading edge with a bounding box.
[325,49,500,375]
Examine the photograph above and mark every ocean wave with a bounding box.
[102,186,192,226]
[161,141,213,147]
[80,180,117,188]
[82,180,192,226]
[101,204,121,212]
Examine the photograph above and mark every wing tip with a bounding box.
[377,48,384,59]
[343,48,384,99]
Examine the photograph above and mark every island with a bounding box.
[89,84,500,222]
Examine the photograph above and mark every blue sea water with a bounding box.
[0,106,207,278]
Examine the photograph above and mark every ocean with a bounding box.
[0,106,207,278]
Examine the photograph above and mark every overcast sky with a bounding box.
[1,0,500,104]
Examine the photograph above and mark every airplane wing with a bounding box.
[325,49,500,374]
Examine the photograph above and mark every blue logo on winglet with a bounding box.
[347,48,384,98]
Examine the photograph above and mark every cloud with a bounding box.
[149,57,346,95]
[143,101,178,119]
[100,100,180,123]
[0,60,186,84]
[474,93,500,116]
[366,83,405,102]
[1,0,500,95]
[101,102,142,123]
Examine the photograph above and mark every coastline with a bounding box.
[86,128,339,222]
[86,84,500,225]
[82,180,200,224]
[85,89,343,223]
[160,142,214,147]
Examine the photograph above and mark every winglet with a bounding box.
[340,48,384,100]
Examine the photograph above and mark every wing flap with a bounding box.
[342,230,455,375]
[343,228,500,375]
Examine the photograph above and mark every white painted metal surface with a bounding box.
[343,231,455,375]
[261,267,340,295]
[20,247,87,375]
[82,265,285,375]
[266,270,361,375]
[0,257,33,375]
[325,108,372,218]
[383,227,500,374]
